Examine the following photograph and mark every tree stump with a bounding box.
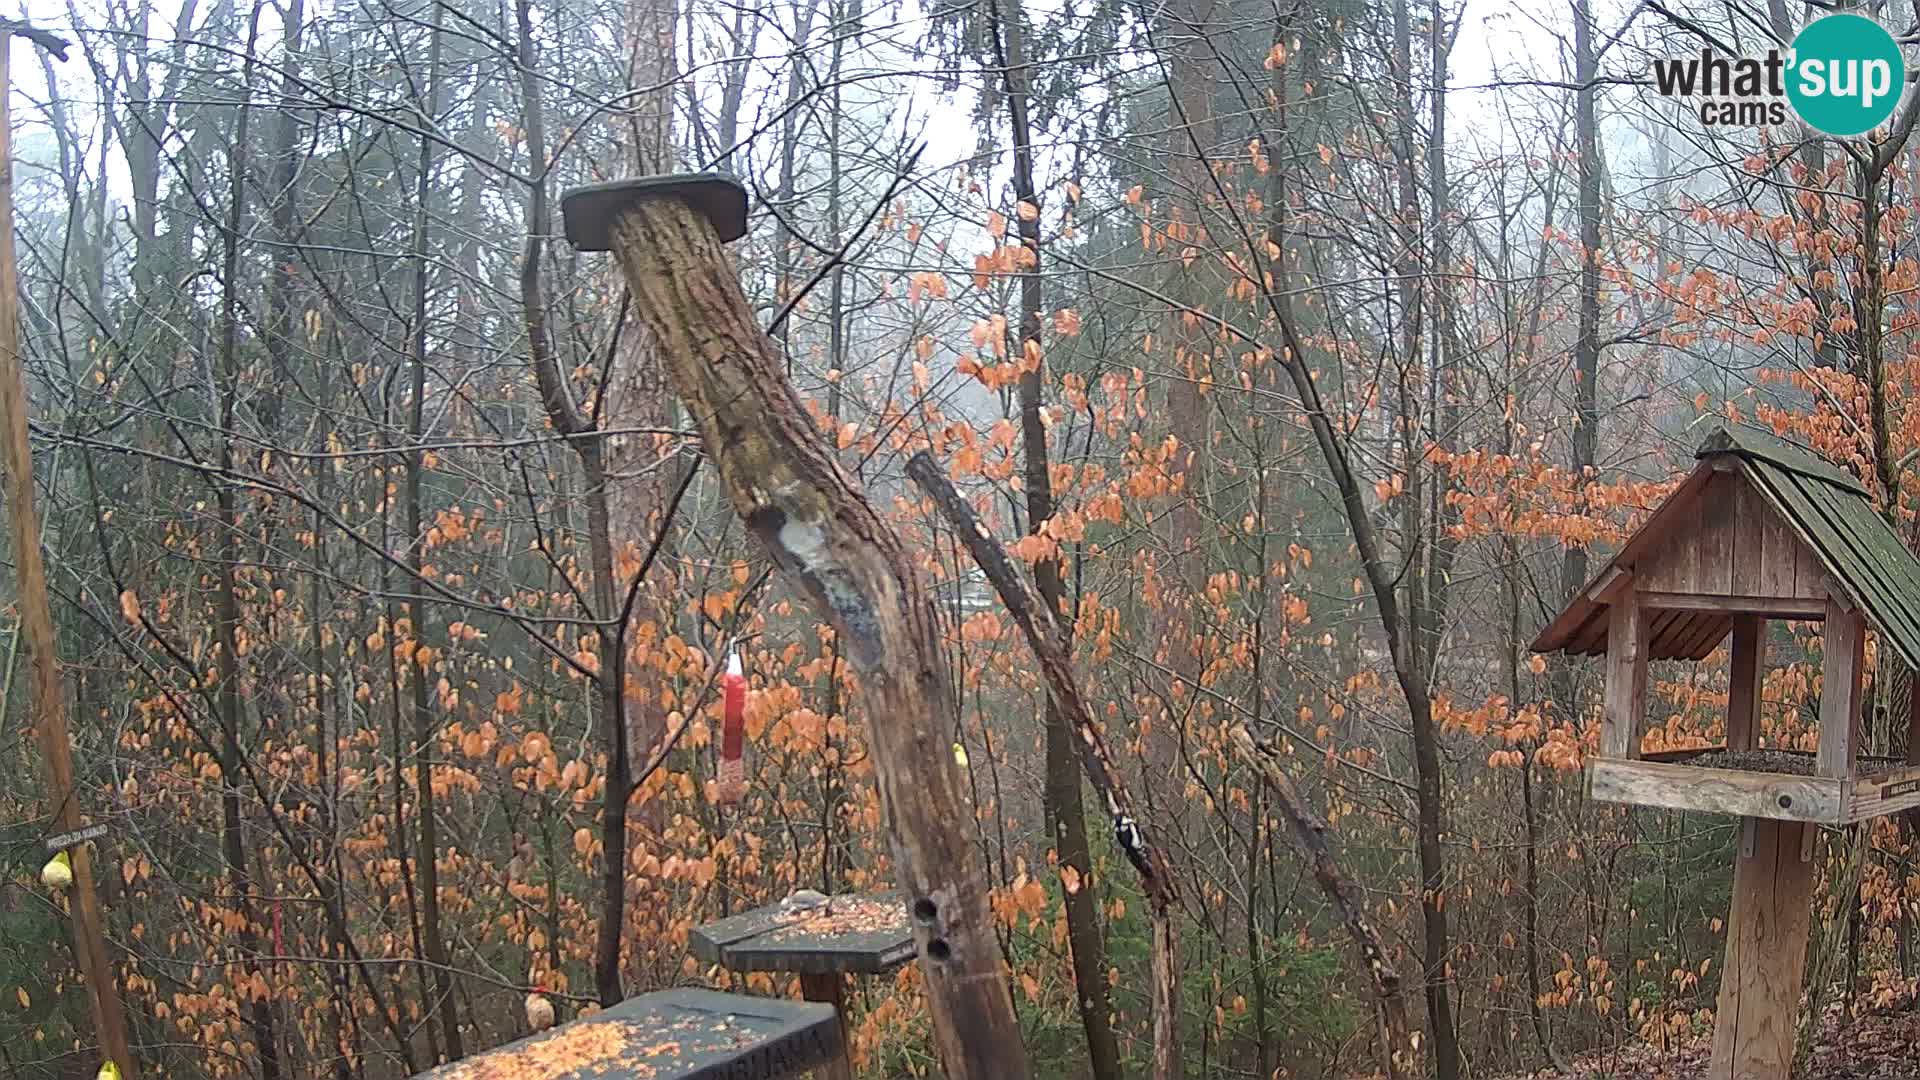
[561,175,1030,1080]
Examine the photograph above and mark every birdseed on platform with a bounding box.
[1682,748,1817,776]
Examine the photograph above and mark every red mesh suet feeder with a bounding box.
[714,649,747,805]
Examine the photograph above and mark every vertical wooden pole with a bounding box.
[1601,590,1647,759]
[0,34,137,1078]
[1709,819,1815,1079]
[799,972,854,1080]
[1727,615,1764,751]
[1817,601,1865,778]
[1906,672,1920,766]
[1711,605,1850,1078]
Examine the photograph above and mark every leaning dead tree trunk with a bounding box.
[905,450,1184,1080]
[560,176,1031,1080]
[1228,727,1420,1078]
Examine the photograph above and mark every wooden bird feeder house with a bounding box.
[1534,424,1920,1078]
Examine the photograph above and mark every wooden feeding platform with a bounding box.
[1534,425,1920,1080]
[690,893,914,1080]
[1589,747,1920,825]
[416,988,841,1080]
[690,893,915,976]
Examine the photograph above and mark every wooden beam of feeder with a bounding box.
[581,190,1030,1080]
[1818,599,1865,778]
[905,450,1182,1080]
[0,34,136,1079]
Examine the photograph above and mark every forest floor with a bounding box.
[1511,1001,1920,1079]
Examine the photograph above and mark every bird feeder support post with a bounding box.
[1726,614,1763,752]
[797,973,853,1080]
[561,176,1030,1080]
[1708,602,1861,1079]
[1600,586,1647,760]
[0,21,137,1079]
[1710,817,1816,1078]
[1817,599,1865,779]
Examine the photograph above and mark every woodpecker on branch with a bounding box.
[1114,814,1151,878]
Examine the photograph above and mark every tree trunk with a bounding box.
[604,0,682,855]
[309,399,359,1079]
[1561,0,1600,608]
[405,2,461,1056]
[587,190,1031,1079]
[514,0,637,1007]
[1387,0,1458,1068]
[215,8,282,1073]
[988,2,1120,1076]
[0,32,138,1080]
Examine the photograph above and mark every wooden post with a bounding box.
[0,25,136,1080]
[798,972,854,1080]
[1601,589,1647,759]
[561,176,1031,1079]
[1709,818,1816,1078]
[1709,606,1848,1078]
[1727,615,1764,751]
[1817,600,1865,778]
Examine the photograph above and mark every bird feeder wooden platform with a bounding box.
[415,988,841,1079]
[690,893,914,1080]
[1534,424,1920,1079]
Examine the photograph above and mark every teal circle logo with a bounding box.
[1787,14,1906,136]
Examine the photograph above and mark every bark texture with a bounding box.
[597,193,1031,1080]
